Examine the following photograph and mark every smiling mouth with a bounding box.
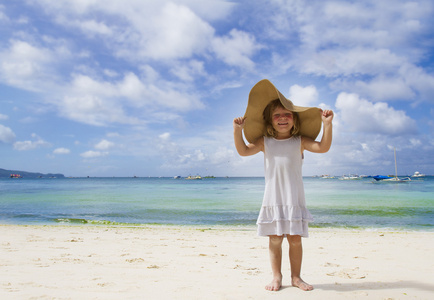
[278,122,288,125]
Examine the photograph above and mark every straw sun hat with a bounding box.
[243,79,322,144]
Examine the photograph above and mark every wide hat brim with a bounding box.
[244,79,322,144]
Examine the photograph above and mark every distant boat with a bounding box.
[373,148,411,183]
[339,174,360,180]
[373,175,391,181]
[174,175,181,179]
[376,176,411,183]
[185,175,202,180]
[412,171,425,178]
[321,174,335,179]
[10,174,22,178]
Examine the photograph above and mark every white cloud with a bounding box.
[398,63,434,102]
[0,113,8,120]
[269,0,434,103]
[31,0,234,63]
[0,124,16,143]
[0,5,9,22]
[159,132,170,141]
[54,72,205,126]
[288,84,318,107]
[177,0,235,22]
[106,132,120,138]
[40,1,215,61]
[53,147,70,154]
[410,138,422,147]
[210,146,234,165]
[194,149,205,161]
[103,69,118,78]
[333,76,415,102]
[94,139,114,150]
[13,134,50,151]
[0,2,214,129]
[335,92,417,135]
[0,39,70,92]
[290,1,433,55]
[331,64,434,102]
[68,18,112,37]
[80,150,108,158]
[140,2,214,60]
[299,48,404,77]
[116,73,147,101]
[211,29,260,69]
[0,40,52,88]
[60,94,129,126]
[170,60,205,82]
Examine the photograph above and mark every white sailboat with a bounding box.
[374,148,411,183]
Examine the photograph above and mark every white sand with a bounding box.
[1,225,433,299]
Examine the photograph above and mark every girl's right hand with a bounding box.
[233,117,246,129]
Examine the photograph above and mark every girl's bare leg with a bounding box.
[287,235,313,291]
[266,235,284,291]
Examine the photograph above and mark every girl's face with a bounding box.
[271,106,294,138]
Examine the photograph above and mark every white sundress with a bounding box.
[257,136,313,237]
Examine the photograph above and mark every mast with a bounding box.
[394,147,398,179]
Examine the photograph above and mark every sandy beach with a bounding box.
[1,225,433,300]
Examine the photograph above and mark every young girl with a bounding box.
[233,79,333,292]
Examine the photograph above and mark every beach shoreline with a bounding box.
[1,225,433,299]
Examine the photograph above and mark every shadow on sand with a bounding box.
[314,280,434,292]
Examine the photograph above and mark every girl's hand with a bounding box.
[321,110,334,125]
[233,117,246,129]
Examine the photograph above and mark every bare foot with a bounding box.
[265,276,282,291]
[292,277,313,291]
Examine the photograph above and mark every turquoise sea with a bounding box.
[0,176,433,231]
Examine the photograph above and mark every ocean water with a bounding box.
[0,176,433,231]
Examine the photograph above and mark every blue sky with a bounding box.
[0,0,433,177]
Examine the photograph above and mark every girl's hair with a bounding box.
[263,99,300,138]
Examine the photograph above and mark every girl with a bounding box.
[233,79,333,292]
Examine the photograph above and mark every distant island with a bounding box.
[0,168,65,178]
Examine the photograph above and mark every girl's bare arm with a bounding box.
[302,110,333,154]
[233,117,264,156]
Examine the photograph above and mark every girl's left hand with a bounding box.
[321,109,334,124]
